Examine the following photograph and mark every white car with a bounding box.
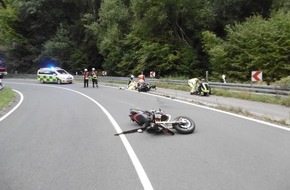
[37,67,74,84]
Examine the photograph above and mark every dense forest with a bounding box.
[0,0,289,82]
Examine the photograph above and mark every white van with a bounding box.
[37,67,73,84]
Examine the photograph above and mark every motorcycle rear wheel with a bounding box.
[173,116,195,134]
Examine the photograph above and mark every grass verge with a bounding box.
[211,89,290,107]
[0,88,16,111]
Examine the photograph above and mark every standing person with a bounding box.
[137,72,145,85]
[91,68,98,88]
[83,68,89,88]
[188,77,200,95]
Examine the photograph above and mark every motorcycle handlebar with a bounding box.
[132,108,164,115]
[145,109,164,114]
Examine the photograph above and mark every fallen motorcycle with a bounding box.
[137,82,156,92]
[114,108,195,136]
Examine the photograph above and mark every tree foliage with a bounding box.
[0,0,289,82]
[0,0,24,46]
[83,0,130,75]
[202,10,290,82]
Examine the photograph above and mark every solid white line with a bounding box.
[61,87,154,190]
[144,92,290,131]
[5,81,289,189]
[3,82,153,190]
[0,90,24,122]
[5,82,290,132]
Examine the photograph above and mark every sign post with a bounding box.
[222,74,226,83]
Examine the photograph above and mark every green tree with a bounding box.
[203,10,290,82]
[209,0,273,36]
[85,0,130,75]
[42,24,73,68]
[2,0,288,79]
[272,0,290,11]
[5,0,102,72]
[109,0,204,77]
[0,0,24,47]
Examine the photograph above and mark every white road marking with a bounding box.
[4,81,290,132]
[3,81,289,190]
[105,83,290,131]
[2,82,154,190]
[60,87,154,190]
[144,92,290,131]
[0,90,24,122]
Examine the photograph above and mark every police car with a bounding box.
[37,67,74,84]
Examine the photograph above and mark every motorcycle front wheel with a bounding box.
[173,116,195,134]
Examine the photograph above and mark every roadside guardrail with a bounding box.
[4,74,290,96]
[93,76,290,96]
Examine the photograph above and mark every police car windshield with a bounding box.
[57,69,68,74]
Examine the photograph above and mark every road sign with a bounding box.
[150,71,155,78]
[251,71,262,81]
[102,71,107,76]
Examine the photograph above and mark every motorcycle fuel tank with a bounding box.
[132,113,150,126]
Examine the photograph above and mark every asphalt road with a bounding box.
[146,87,290,124]
[1,79,290,190]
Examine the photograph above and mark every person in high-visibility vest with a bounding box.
[84,68,89,88]
[128,81,137,90]
[188,77,200,95]
[91,68,98,88]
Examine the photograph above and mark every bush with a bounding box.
[202,10,290,82]
[274,76,290,89]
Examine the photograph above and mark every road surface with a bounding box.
[0,79,290,190]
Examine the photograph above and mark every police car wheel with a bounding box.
[40,79,45,84]
[57,79,61,84]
